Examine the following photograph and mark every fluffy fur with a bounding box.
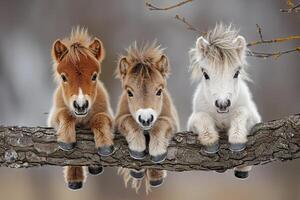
[187,24,261,175]
[48,27,114,189]
[115,42,179,193]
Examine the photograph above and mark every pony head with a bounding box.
[116,42,170,130]
[52,27,105,117]
[189,24,248,113]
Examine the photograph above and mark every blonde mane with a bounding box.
[124,41,164,66]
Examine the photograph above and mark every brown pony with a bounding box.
[47,27,114,190]
[115,42,179,193]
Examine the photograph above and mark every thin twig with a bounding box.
[174,15,205,34]
[247,47,300,58]
[280,2,300,12]
[146,0,193,11]
[256,24,264,41]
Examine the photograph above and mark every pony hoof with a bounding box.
[68,182,83,190]
[204,142,219,154]
[130,170,145,179]
[97,145,115,156]
[149,179,164,188]
[88,166,104,175]
[234,170,249,179]
[230,143,246,152]
[128,149,146,160]
[58,142,76,151]
[150,152,167,163]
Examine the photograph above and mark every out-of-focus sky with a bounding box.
[0,0,300,200]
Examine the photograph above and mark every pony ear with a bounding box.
[89,38,105,61]
[196,36,210,55]
[234,35,247,57]
[156,54,170,77]
[116,57,129,79]
[52,40,68,62]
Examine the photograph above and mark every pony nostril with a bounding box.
[138,115,143,124]
[227,100,231,107]
[73,101,79,109]
[83,100,89,109]
[215,100,219,108]
[149,115,154,123]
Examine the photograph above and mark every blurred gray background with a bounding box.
[0,0,300,200]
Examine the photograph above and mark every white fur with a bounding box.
[187,24,261,173]
[135,108,157,130]
[76,88,86,107]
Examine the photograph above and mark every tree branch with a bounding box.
[1,114,300,172]
[174,15,205,34]
[280,1,300,13]
[146,0,193,11]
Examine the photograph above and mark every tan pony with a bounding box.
[115,42,179,193]
[48,27,114,190]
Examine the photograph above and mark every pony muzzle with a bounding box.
[215,99,231,113]
[135,108,157,130]
[72,99,89,116]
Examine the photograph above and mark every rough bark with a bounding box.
[0,114,300,172]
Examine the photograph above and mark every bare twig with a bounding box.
[247,24,300,58]
[146,0,193,11]
[174,15,205,34]
[280,2,300,12]
[247,47,300,58]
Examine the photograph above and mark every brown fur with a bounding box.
[115,42,179,193]
[48,27,113,187]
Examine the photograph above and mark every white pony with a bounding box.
[187,24,261,178]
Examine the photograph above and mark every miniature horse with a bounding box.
[48,27,114,190]
[115,42,179,193]
[187,24,261,178]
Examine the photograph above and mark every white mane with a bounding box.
[189,23,249,81]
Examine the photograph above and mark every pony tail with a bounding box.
[117,168,154,194]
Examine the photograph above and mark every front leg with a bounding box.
[228,107,250,151]
[187,112,219,153]
[90,112,114,156]
[50,108,76,151]
[148,117,174,163]
[116,114,146,160]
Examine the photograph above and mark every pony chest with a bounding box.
[213,114,231,131]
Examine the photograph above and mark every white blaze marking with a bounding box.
[77,88,86,107]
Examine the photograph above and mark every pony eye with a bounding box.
[92,73,97,81]
[61,74,67,82]
[156,89,162,96]
[203,72,210,80]
[234,71,240,79]
[127,90,133,97]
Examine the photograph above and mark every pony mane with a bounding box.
[124,41,164,66]
[61,26,95,64]
[189,23,249,80]
[116,41,165,80]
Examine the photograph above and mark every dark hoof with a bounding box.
[88,166,104,175]
[97,145,115,156]
[149,179,164,188]
[234,170,249,179]
[204,142,219,154]
[230,143,246,152]
[68,182,83,190]
[58,142,76,151]
[128,149,146,160]
[150,152,167,163]
[130,170,145,179]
